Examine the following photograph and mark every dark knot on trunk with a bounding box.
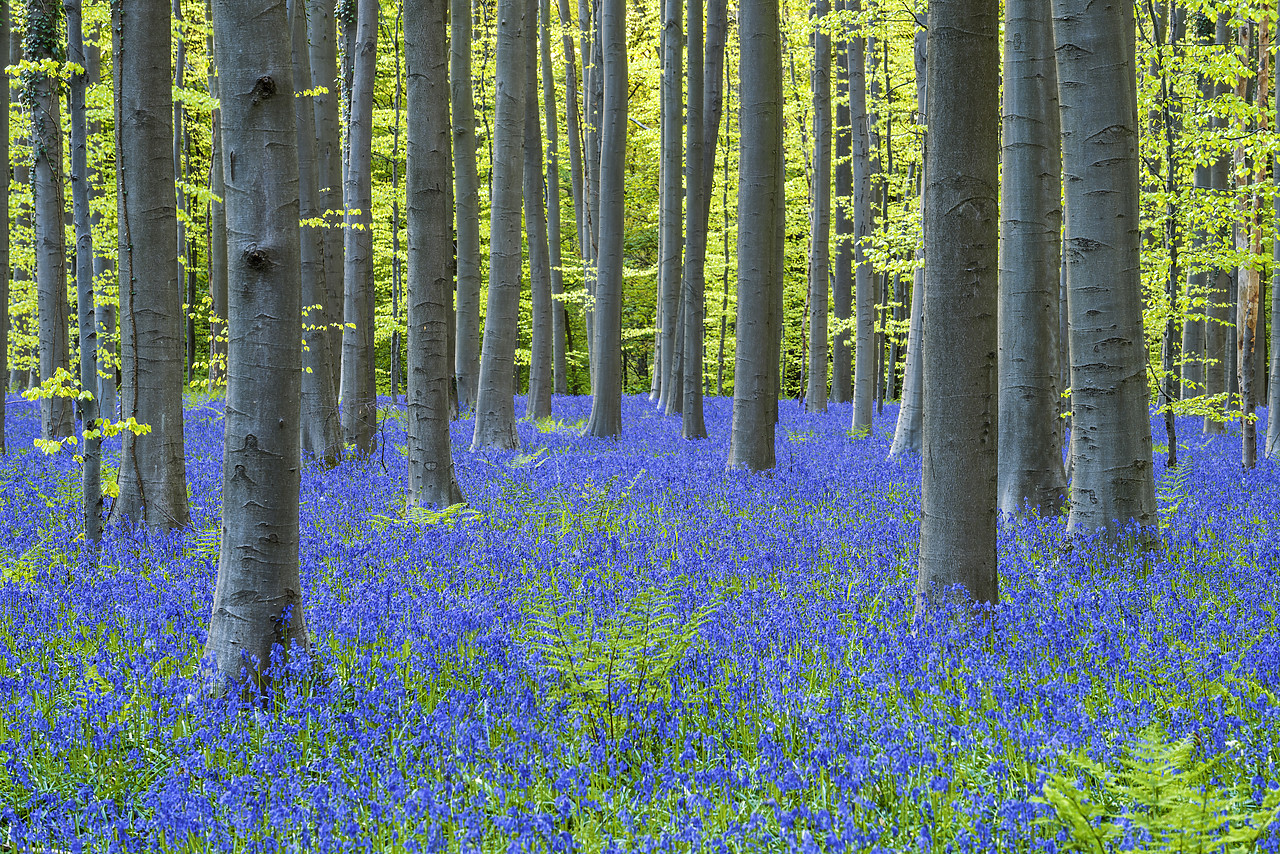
[245,246,271,269]
[251,76,277,102]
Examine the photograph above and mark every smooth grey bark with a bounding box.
[452,0,482,411]
[525,5,554,421]
[340,0,378,455]
[583,1,603,372]
[292,0,342,464]
[557,0,586,389]
[649,308,661,401]
[1224,262,1238,415]
[684,0,725,426]
[207,2,228,389]
[0,4,7,454]
[727,0,783,471]
[405,0,464,508]
[470,0,525,450]
[887,269,901,400]
[889,20,927,457]
[173,0,187,379]
[703,0,728,189]
[67,0,101,542]
[206,0,308,690]
[657,0,683,415]
[831,6,852,404]
[27,0,73,442]
[1053,0,1156,537]
[584,0,626,438]
[542,0,567,395]
[681,0,708,438]
[849,3,874,436]
[108,0,190,530]
[1058,256,1069,444]
[339,0,355,183]
[805,0,831,413]
[996,0,1066,516]
[890,253,924,457]
[915,0,999,611]
[308,0,344,390]
[1236,22,1267,471]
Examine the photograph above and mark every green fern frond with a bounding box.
[525,578,716,741]
[1036,722,1280,854]
[1157,452,1191,526]
[1,535,71,585]
[190,526,220,561]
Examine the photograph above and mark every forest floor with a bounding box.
[0,394,1277,852]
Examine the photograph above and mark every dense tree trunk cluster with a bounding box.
[0,0,1261,679]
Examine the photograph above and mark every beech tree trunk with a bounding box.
[849,3,874,436]
[340,0,379,454]
[27,0,73,442]
[584,0,626,438]
[108,0,190,530]
[831,3,852,405]
[658,0,683,415]
[681,0,708,437]
[915,0,1000,610]
[525,5,554,421]
[308,0,344,390]
[805,0,831,413]
[173,0,188,380]
[583,1,603,372]
[997,0,1066,516]
[1237,17,1269,470]
[207,2,228,389]
[470,0,525,450]
[206,0,308,691]
[542,0,567,395]
[67,0,101,543]
[889,20,927,457]
[557,0,585,391]
[405,0,465,508]
[685,0,726,423]
[452,0,482,411]
[728,0,783,471]
[292,0,342,463]
[890,253,924,457]
[1053,0,1157,536]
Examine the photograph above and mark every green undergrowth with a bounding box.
[1038,723,1280,853]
